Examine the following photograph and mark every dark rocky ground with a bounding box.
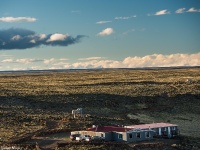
[0,68,199,149]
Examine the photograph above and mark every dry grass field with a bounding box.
[0,68,200,144]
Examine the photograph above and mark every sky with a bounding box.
[0,0,200,71]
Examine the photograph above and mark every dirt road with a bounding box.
[22,132,70,150]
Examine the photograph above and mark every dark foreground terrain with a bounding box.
[0,68,199,149]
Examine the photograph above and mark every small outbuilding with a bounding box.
[71,122,178,142]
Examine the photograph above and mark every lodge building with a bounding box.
[71,122,178,142]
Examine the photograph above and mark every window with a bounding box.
[172,126,176,130]
[118,134,123,139]
[136,133,141,138]
[101,133,104,137]
[129,133,132,139]
[146,132,150,138]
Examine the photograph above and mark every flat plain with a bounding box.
[0,68,199,144]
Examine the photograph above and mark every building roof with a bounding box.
[125,122,178,129]
[87,126,132,133]
[127,129,155,133]
[86,123,177,133]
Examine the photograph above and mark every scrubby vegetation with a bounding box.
[0,68,199,145]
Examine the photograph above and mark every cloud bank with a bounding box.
[70,53,200,69]
[0,17,37,22]
[0,28,85,50]
[2,53,199,70]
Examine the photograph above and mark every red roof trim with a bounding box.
[125,123,178,129]
[87,123,177,133]
[87,126,132,132]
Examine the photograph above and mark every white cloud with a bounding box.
[97,28,114,36]
[11,35,21,41]
[71,60,118,69]
[0,17,37,22]
[1,58,43,64]
[154,9,170,15]
[59,58,68,61]
[115,15,136,20]
[39,34,47,40]
[78,57,104,61]
[30,39,36,43]
[122,53,200,68]
[1,58,14,63]
[44,58,56,64]
[96,21,112,24]
[187,7,200,12]
[70,53,200,69]
[1,53,199,71]
[15,58,40,64]
[46,33,68,42]
[176,8,186,14]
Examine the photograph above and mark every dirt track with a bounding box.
[25,136,181,150]
[22,133,70,150]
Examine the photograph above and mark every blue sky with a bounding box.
[0,0,200,70]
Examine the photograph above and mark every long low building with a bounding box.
[125,122,179,138]
[71,126,155,142]
[71,122,178,142]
